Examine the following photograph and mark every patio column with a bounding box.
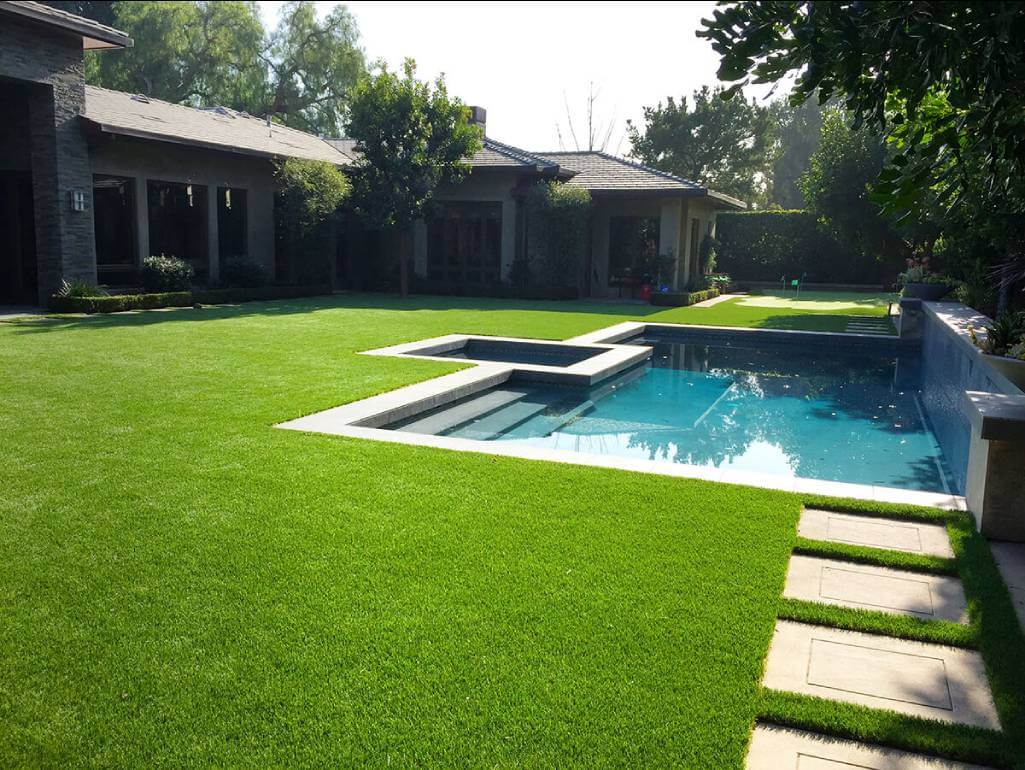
[659,198,683,290]
[207,186,219,285]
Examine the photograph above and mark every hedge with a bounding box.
[649,287,720,307]
[716,210,892,284]
[48,284,333,314]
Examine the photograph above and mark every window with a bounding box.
[93,175,136,284]
[147,180,209,279]
[427,202,502,286]
[217,187,247,260]
[608,216,660,286]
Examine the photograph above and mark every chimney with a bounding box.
[468,105,486,136]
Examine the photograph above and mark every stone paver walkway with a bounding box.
[988,541,1025,632]
[784,554,969,623]
[747,725,994,769]
[750,507,1005,768]
[763,620,999,729]
[798,508,955,558]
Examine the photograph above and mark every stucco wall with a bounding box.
[90,136,278,280]
[0,16,95,300]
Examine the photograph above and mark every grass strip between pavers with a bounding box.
[777,597,977,649]
[758,690,1015,768]
[792,536,958,575]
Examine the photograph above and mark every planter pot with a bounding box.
[902,282,951,301]
[983,353,1025,392]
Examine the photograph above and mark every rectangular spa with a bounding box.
[383,329,961,494]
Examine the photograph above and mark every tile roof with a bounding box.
[327,136,561,172]
[82,86,349,165]
[0,1,132,49]
[535,151,745,208]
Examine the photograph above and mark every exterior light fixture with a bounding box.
[69,190,86,212]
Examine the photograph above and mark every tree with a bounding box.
[87,2,267,110]
[627,86,774,204]
[260,1,366,135]
[274,158,350,284]
[767,98,822,209]
[556,82,619,153]
[40,1,116,26]
[344,59,483,297]
[699,1,1025,300]
[78,1,366,135]
[799,108,909,268]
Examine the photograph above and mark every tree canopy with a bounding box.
[627,86,773,204]
[50,0,367,135]
[344,59,482,295]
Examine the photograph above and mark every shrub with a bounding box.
[56,278,107,298]
[649,287,720,307]
[141,255,194,292]
[524,181,592,289]
[274,158,349,285]
[219,256,269,288]
[715,210,894,284]
[48,285,333,314]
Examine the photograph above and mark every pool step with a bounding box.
[845,315,893,334]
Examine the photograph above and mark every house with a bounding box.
[330,114,744,298]
[0,1,350,304]
[0,0,743,306]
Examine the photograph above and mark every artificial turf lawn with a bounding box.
[0,293,1011,766]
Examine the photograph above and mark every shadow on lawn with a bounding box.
[5,292,670,335]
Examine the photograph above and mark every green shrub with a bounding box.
[649,287,720,307]
[524,181,591,289]
[716,210,892,284]
[56,278,107,298]
[48,285,332,314]
[274,158,349,285]
[219,256,269,288]
[141,255,194,292]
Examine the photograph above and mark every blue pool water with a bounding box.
[389,333,962,493]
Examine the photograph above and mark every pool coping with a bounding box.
[278,321,966,511]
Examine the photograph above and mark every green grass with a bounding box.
[0,293,1015,766]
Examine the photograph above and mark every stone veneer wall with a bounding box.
[918,302,1021,495]
[0,17,96,301]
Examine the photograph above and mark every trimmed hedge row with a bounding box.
[48,284,333,314]
[716,210,891,284]
[649,287,720,307]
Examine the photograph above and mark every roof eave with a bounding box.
[704,190,747,210]
[82,118,349,168]
[1,3,133,49]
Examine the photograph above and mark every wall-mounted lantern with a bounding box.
[69,190,86,212]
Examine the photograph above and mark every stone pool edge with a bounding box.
[277,321,966,512]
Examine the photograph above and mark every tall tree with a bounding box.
[799,108,908,265]
[261,1,366,135]
[40,1,116,26]
[626,85,773,204]
[345,60,483,297]
[87,1,267,110]
[768,98,822,209]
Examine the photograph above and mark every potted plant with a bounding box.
[969,311,1025,390]
[897,257,951,300]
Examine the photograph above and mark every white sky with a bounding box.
[256,1,781,152]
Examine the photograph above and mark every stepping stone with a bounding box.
[762,621,1000,730]
[799,509,954,558]
[989,541,1025,632]
[746,724,995,769]
[784,555,969,623]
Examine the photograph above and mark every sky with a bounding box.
[256,1,782,152]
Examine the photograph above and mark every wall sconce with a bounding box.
[69,190,86,212]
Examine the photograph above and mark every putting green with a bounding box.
[735,291,898,312]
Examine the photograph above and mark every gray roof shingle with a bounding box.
[535,151,745,207]
[0,1,132,49]
[82,86,349,165]
[328,136,561,171]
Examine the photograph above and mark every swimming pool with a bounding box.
[386,331,961,494]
